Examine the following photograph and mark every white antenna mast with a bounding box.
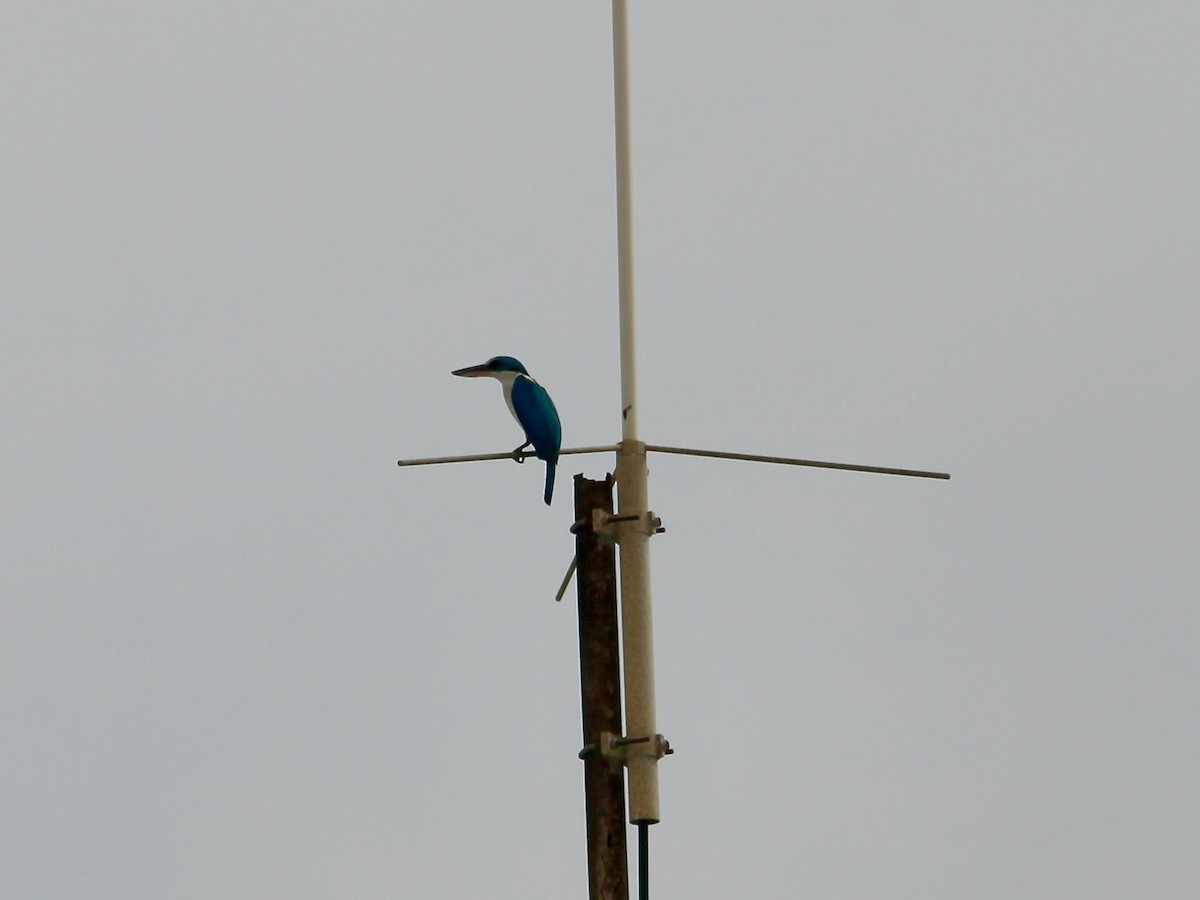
[609,0,665,831]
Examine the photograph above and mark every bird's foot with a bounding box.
[511,443,531,463]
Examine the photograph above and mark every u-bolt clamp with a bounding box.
[579,731,673,767]
[592,509,665,542]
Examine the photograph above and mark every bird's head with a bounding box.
[452,356,529,379]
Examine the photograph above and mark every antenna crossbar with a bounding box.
[398,443,948,480]
[396,445,618,467]
[643,444,950,480]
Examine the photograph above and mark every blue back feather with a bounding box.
[511,375,561,504]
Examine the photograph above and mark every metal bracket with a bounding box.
[592,509,665,542]
[579,731,673,767]
[554,553,578,603]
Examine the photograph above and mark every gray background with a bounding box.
[4,2,1198,897]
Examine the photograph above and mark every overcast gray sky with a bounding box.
[4,2,1198,897]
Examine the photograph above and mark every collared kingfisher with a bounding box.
[452,356,562,505]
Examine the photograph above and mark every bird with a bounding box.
[452,356,562,505]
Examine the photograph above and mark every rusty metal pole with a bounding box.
[574,473,629,900]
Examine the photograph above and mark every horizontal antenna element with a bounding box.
[398,443,949,480]
[643,445,950,480]
[396,445,618,467]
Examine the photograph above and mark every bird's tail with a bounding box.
[543,457,557,506]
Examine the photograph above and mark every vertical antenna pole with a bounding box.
[611,0,661,827]
[613,0,638,443]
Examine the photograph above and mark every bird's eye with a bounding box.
[486,357,501,369]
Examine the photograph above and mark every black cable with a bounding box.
[638,822,649,900]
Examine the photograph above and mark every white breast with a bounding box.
[494,371,521,424]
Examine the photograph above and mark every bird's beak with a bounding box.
[451,364,489,377]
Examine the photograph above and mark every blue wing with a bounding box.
[511,376,561,460]
[511,375,562,504]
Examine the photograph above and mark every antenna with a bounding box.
[609,0,662,836]
[398,2,949,896]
